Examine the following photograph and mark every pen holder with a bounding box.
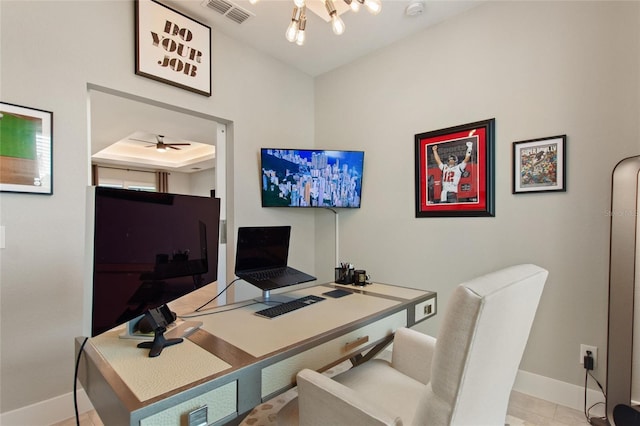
[335,267,354,284]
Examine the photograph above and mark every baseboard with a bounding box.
[0,386,94,426]
[514,369,606,417]
[0,370,605,425]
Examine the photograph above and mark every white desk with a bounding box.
[76,282,436,425]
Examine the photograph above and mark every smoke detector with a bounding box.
[405,0,425,16]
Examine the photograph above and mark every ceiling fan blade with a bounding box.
[168,145,181,150]
[166,143,191,146]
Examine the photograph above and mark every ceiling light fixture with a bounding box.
[251,0,381,46]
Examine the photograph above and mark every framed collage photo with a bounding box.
[0,102,53,195]
[415,118,495,217]
[512,135,566,194]
[135,0,212,96]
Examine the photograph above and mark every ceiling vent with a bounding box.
[201,0,254,24]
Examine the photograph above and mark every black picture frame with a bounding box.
[512,135,566,194]
[415,119,495,217]
[135,0,212,97]
[0,102,53,195]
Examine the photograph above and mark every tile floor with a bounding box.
[507,390,597,425]
[52,390,599,426]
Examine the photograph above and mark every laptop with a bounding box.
[234,226,316,291]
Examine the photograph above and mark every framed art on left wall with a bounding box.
[135,0,212,96]
[0,102,53,195]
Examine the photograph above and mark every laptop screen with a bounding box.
[234,226,291,273]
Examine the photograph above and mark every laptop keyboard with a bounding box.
[255,295,325,318]
[249,267,293,281]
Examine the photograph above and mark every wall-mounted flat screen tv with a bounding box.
[261,148,365,208]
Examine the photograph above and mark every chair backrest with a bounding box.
[412,264,548,425]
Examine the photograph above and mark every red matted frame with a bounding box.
[414,119,495,217]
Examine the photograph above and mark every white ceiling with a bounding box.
[166,0,483,77]
[92,131,216,172]
[91,0,482,172]
[90,90,219,173]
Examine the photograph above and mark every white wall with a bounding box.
[314,0,639,392]
[2,0,639,421]
[188,168,216,197]
[0,0,314,415]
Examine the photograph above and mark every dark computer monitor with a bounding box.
[83,187,220,356]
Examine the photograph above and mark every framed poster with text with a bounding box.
[135,0,212,96]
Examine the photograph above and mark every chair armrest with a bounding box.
[296,369,402,426]
[391,327,436,384]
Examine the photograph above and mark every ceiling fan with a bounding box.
[131,134,191,152]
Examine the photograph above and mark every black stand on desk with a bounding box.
[137,326,183,358]
[136,305,183,357]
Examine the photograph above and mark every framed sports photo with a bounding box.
[0,102,53,195]
[135,0,212,96]
[414,119,495,217]
[512,135,566,194]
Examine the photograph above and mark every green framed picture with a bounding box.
[0,102,53,194]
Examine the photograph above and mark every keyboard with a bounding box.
[248,267,294,282]
[255,295,325,319]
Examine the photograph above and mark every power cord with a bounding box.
[74,336,89,426]
[583,351,607,425]
[193,278,240,312]
[180,300,261,318]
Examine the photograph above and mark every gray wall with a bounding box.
[313,0,640,390]
[1,0,639,418]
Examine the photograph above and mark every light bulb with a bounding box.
[343,0,359,12]
[331,14,345,35]
[285,7,301,42]
[325,0,345,35]
[364,0,381,14]
[285,21,298,42]
[296,15,306,45]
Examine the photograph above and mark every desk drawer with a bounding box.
[261,310,406,398]
[139,381,236,426]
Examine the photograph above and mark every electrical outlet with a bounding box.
[580,344,598,369]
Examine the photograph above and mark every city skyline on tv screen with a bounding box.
[261,148,364,208]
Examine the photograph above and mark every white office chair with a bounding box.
[242,264,548,426]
